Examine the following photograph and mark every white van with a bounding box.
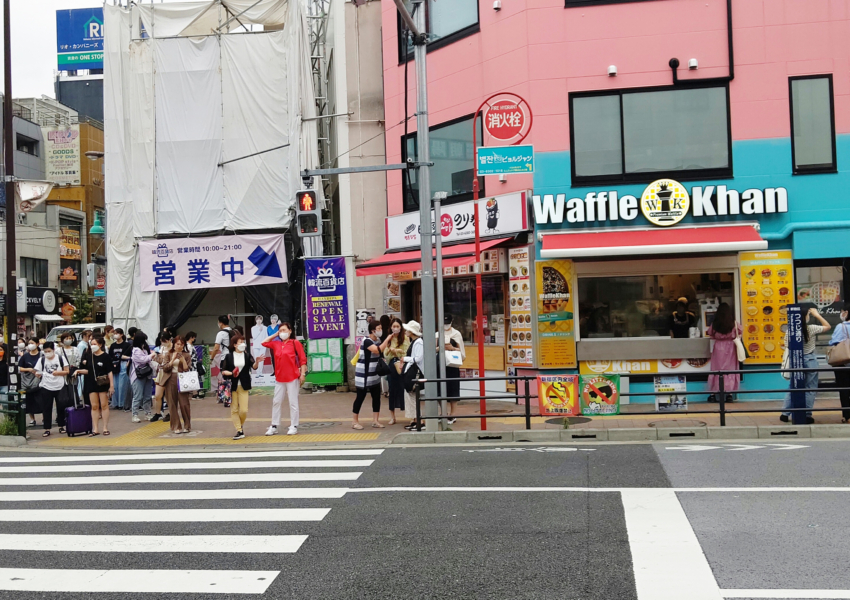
[44,323,107,344]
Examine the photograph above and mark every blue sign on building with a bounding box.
[477,145,534,176]
[56,8,104,71]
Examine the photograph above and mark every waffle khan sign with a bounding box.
[533,179,788,227]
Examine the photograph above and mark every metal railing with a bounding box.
[0,393,26,437]
[412,365,850,430]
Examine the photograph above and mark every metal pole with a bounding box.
[3,0,18,391]
[434,192,446,427]
[472,116,487,429]
[411,1,439,432]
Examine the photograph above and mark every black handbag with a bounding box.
[402,341,421,393]
[135,360,153,379]
[376,356,391,376]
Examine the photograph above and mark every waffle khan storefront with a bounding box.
[530,177,837,403]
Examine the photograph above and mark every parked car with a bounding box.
[44,323,107,344]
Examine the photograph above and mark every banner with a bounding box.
[305,257,350,340]
[60,228,82,260]
[537,374,579,416]
[580,374,620,416]
[139,234,287,292]
[42,125,81,186]
[786,304,807,425]
[509,247,532,367]
[739,250,793,364]
[56,8,104,71]
[536,259,576,369]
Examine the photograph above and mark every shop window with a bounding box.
[402,115,484,212]
[20,257,48,288]
[444,275,505,345]
[570,85,732,185]
[565,0,653,6]
[16,134,38,157]
[577,272,735,339]
[789,75,836,174]
[795,264,845,358]
[397,0,479,61]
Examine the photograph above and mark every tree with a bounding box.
[71,288,94,324]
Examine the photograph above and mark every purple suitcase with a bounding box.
[65,404,92,437]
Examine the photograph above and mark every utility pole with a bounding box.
[409,0,439,432]
[3,0,17,368]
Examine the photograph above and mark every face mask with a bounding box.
[63,339,72,346]
[392,327,401,334]
[279,331,290,340]
[27,344,36,351]
[375,329,382,337]
[17,343,24,349]
[44,351,54,359]
[237,343,247,352]
[90,344,99,352]
[38,344,43,350]
[444,324,451,331]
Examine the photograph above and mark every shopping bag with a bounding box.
[178,371,200,393]
[217,379,232,407]
[827,323,850,367]
[445,351,463,368]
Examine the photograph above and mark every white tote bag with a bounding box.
[177,371,201,392]
[445,351,463,368]
[733,334,747,363]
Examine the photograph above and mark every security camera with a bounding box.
[493,0,501,9]
[608,65,617,76]
[688,58,698,70]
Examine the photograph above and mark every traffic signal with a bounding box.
[295,189,321,238]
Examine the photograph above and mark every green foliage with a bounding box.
[0,416,19,436]
[71,288,94,324]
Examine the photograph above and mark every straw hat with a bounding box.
[403,320,422,337]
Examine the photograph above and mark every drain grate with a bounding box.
[648,419,707,428]
[545,417,592,425]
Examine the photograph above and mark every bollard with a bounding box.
[524,379,531,430]
[718,371,726,427]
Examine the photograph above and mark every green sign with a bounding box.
[306,338,345,386]
[58,52,104,68]
[579,373,620,416]
[477,144,534,175]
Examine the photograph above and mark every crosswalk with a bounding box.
[0,448,382,595]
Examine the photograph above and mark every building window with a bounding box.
[565,0,653,6]
[402,115,484,212]
[16,135,38,157]
[398,0,479,61]
[570,84,732,186]
[789,75,836,174]
[20,257,48,288]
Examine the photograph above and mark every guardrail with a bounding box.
[412,365,850,430]
[0,393,27,437]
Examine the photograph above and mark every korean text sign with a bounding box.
[477,145,534,176]
[139,234,287,292]
[305,257,350,340]
[56,8,104,71]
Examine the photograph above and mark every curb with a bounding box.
[390,424,850,444]
[0,436,27,447]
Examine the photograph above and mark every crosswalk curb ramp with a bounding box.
[0,448,384,594]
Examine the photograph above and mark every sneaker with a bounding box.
[448,418,457,425]
[132,415,141,423]
[150,413,161,422]
[233,430,245,440]
[287,426,298,436]
[265,425,278,436]
[779,414,790,423]
[806,417,815,424]
[124,408,131,412]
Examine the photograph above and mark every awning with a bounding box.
[356,238,511,277]
[34,314,64,323]
[539,223,767,259]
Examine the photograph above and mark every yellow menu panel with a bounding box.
[739,250,794,364]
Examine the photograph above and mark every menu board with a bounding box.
[508,247,533,367]
[536,259,577,369]
[306,338,344,385]
[384,276,401,319]
[739,250,794,364]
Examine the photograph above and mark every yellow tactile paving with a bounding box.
[39,422,381,447]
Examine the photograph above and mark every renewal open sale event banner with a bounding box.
[139,234,287,292]
[305,257,350,339]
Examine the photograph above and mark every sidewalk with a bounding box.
[21,388,847,449]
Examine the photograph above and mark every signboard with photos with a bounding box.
[508,246,533,367]
[739,251,794,364]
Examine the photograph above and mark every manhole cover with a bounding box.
[649,419,707,428]
[297,421,340,430]
[546,417,592,425]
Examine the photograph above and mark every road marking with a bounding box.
[665,445,723,452]
[621,489,723,600]
[725,445,765,451]
[0,508,331,522]
[723,591,850,598]
[766,443,810,450]
[0,487,350,501]
[349,486,850,493]
[0,568,278,594]
[463,447,595,453]
[0,472,362,486]
[0,449,384,463]
[666,444,809,452]
[0,459,374,474]
[0,534,308,553]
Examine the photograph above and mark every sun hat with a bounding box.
[403,320,422,337]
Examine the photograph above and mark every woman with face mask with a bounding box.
[149,331,173,422]
[221,333,262,439]
[440,315,466,425]
[18,338,42,427]
[261,322,307,436]
[76,336,115,436]
[162,336,193,434]
[383,317,409,425]
[353,320,394,429]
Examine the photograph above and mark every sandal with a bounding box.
[352,423,364,430]
[371,422,386,428]
[388,418,396,425]
[42,431,50,437]
[103,431,110,436]
[88,432,99,437]
[58,427,66,434]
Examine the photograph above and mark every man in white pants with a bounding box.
[261,322,307,435]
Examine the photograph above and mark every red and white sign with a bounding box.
[485,101,525,141]
[385,191,530,251]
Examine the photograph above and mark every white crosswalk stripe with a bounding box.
[0,448,384,595]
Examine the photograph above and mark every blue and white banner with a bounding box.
[139,234,287,292]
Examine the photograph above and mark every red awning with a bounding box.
[356,238,511,277]
[540,224,766,259]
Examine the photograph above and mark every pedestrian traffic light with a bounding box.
[295,189,321,238]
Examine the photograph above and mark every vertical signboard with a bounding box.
[42,125,82,185]
[535,259,576,369]
[305,257,350,340]
[56,8,104,71]
[739,250,794,364]
[508,247,532,367]
[786,304,807,425]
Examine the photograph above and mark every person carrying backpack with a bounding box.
[34,342,70,437]
[211,315,232,403]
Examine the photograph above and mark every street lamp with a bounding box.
[84,151,104,161]
[89,213,105,236]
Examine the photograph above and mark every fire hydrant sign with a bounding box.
[537,374,579,416]
[485,100,526,140]
[579,374,620,416]
[477,145,534,176]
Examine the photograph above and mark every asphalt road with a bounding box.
[0,440,844,599]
